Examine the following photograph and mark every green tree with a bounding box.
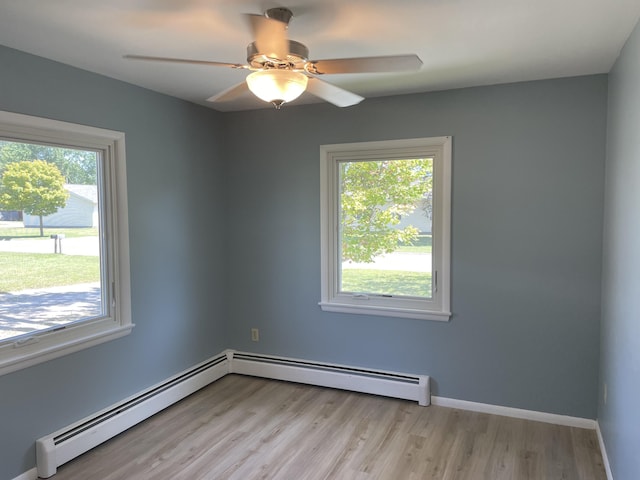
[0,160,69,236]
[340,158,432,263]
[0,140,97,184]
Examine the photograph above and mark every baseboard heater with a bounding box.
[35,353,229,478]
[229,352,430,407]
[35,350,429,478]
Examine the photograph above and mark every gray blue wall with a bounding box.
[600,18,640,480]
[0,46,228,480]
[224,75,607,419]
[0,42,616,479]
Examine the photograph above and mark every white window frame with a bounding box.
[0,111,133,376]
[319,136,451,321]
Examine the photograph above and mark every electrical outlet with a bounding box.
[251,328,259,342]
[604,383,608,405]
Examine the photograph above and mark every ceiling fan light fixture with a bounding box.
[246,69,308,108]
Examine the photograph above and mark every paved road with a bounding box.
[0,236,101,340]
[0,236,98,256]
[342,252,432,272]
[0,282,102,340]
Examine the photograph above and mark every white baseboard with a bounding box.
[27,349,604,480]
[596,420,614,480]
[431,395,597,429]
[11,467,37,480]
[33,350,429,478]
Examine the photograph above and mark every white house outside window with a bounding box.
[0,111,132,376]
[319,137,451,321]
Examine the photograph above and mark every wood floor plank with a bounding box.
[51,375,607,480]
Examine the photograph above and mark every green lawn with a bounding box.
[0,252,100,293]
[0,224,98,240]
[341,269,432,298]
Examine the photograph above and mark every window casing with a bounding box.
[319,137,451,321]
[0,111,132,375]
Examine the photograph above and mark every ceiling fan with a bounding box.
[125,7,423,109]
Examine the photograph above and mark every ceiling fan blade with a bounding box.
[306,77,364,107]
[247,14,289,60]
[124,54,246,69]
[206,82,249,103]
[307,54,423,75]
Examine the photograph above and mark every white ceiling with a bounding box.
[1,0,639,112]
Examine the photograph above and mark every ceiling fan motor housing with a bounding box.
[265,7,294,25]
[246,40,309,69]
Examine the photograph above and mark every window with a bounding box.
[319,137,451,321]
[0,111,132,375]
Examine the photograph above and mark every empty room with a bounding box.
[0,1,639,479]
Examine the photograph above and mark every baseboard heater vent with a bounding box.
[35,353,229,478]
[35,350,428,478]
[229,351,429,407]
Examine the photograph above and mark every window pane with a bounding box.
[338,157,433,298]
[0,141,103,341]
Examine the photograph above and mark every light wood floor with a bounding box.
[52,375,606,480]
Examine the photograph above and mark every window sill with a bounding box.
[318,302,451,321]
[0,324,134,377]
